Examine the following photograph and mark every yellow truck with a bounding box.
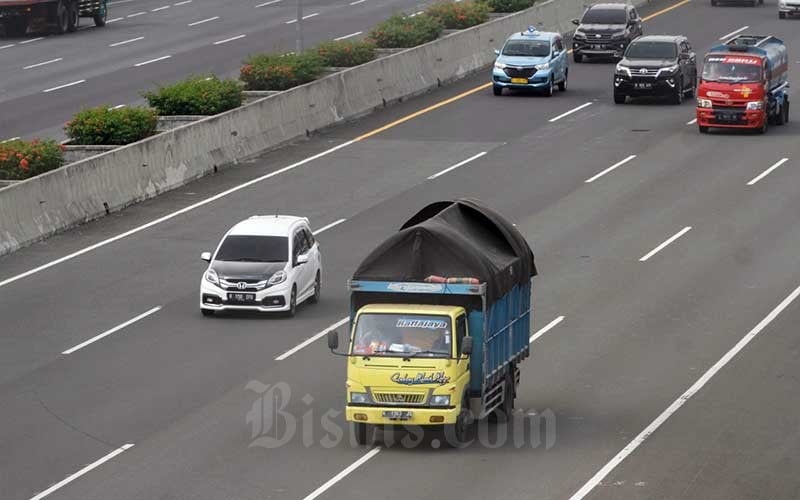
[328,199,537,445]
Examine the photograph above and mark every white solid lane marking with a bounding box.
[0,140,356,289]
[42,79,85,93]
[569,283,800,500]
[127,11,146,17]
[530,316,564,344]
[639,226,692,262]
[214,34,246,45]
[134,55,171,66]
[687,118,697,125]
[23,58,62,70]
[188,16,219,26]
[349,0,366,4]
[719,26,748,40]
[585,154,636,183]
[20,37,45,44]
[1,44,15,50]
[428,151,487,179]
[334,31,362,41]
[108,0,135,5]
[174,0,192,5]
[109,36,144,47]
[29,444,135,500]
[313,218,346,235]
[275,317,349,361]
[255,0,280,6]
[286,12,319,23]
[152,5,170,11]
[549,102,593,123]
[62,306,161,355]
[1,137,21,143]
[747,158,788,186]
[107,17,123,23]
[303,448,381,500]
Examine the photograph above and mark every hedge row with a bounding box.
[0,139,64,180]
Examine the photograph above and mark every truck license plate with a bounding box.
[510,77,528,84]
[382,410,413,421]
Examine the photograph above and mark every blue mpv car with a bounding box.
[492,27,568,96]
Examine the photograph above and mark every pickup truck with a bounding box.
[0,0,107,37]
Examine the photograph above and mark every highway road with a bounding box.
[1,0,800,499]
[0,0,433,142]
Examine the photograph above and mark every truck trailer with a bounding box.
[696,34,790,134]
[0,0,107,37]
[327,199,537,445]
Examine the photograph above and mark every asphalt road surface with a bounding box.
[1,0,799,499]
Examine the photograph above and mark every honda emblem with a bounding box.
[237,282,247,290]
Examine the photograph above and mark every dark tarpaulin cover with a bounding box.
[352,199,537,303]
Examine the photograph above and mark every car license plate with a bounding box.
[510,77,528,84]
[635,83,652,89]
[382,410,413,421]
[592,44,603,49]
[715,112,739,123]
[228,293,256,302]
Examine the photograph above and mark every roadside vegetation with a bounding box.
[368,14,443,48]
[0,139,64,180]
[316,39,376,67]
[65,106,158,145]
[143,76,243,115]
[426,1,490,29]
[240,52,325,91]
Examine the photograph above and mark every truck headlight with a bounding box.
[494,62,507,69]
[535,62,550,71]
[746,101,763,110]
[350,392,369,404]
[616,63,631,77]
[205,269,220,285]
[430,395,451,406]
[697,98,712,108]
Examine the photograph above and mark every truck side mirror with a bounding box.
[327,330,339,350]
[461,336,473,356]
[200,251,211,262]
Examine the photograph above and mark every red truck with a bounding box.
[696,35,789,134]
[0,0,107,36]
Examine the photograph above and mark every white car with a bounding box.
[200,215,322,316]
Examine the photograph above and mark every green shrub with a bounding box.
[481,0,535,12]
[426,1,490,29]
[65,106,158,145]
[142,75,243,115]
[368,14,443,48]
[240,52,325,91]
[0,139,64,180]
[316,39,376,67]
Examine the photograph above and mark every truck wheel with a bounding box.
[758,118,768,134]
[447,394,472,447]
[558,70,568,92]
[776,103,786,126]
[494,373,515,422]
[698,125,709,134]
[52,0,69,34]
[573,52,583,63]
[3,18,29,37]
[784,99,789,123]
[614,92,626,104]
[67,1,79,32]
[353,422,374,446]
[94,1,108,26]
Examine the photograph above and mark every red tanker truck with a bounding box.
[0,0,107,37]
[696,34,789,134]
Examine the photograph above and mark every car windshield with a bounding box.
[215,235,288,262]
[582,8,627,24]
[702,56,762,83]
[625,41,677,59]
[351,313,452,357]
[502,40,550,57]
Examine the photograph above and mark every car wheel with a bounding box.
[558,70,568,92]
[673,79,684,105]
[573,52,583,63]
[308,271,321,304]
[698,125,709,134]
[684,76,696,98]
[201,309,214,317]
[543,77,553,97]
[614,92,626,104]
[287,285,297,317]
[779,12,786,18]
[492,85,502,96]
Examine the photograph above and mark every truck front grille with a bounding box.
[372,392,426,405]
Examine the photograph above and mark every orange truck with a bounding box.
[696,35,789,134]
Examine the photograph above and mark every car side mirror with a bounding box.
[200,251,211,262]
[296,254,309,265]
[327,330,339,350]
[494,49,500,56]
[571,18,580,25]
[461,336,473,356]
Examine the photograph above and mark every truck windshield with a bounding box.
[702,56,762,83]
[352,313,452,357]
[502,40,550,57]
[625,41,677,59]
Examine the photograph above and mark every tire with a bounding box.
[52,0,69,34]
[776,103,786,126]
[447,393,472,447]
[94,0,108,27]
[784,99,789,123]
[3,18,28,37]
[308,271,321,304]
[684,76,696,98]
[201,309,214,317]
[558,70,567,92]
[492,85,502,96]
[672,78,683,105]
[758,117,768,134]
[494,371,515,422]
[698,125,709,134]
[573,52,583,63]
[779,12,786,18]
[353,422,373,446]
[287,285,297,317]
[66,1,78,32]
[614,92,626,104]
[543,77,553,97]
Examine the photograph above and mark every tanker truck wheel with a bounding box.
[52,0,69,34]
[67,1,79,32]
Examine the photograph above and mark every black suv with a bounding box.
[613,35,697,105]
[572,3,643,62]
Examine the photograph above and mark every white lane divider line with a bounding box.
[585,154,637,183]
[302,448,381,500]
[107,17,123,23]
[1,137,21,143]
[62,306,161,355]
[286,12,318,23]
[428,151,487,179]
[687,118,697,125]
[20,37,45,44]
[334,31,362,41]
[23,58,62,70]
[188,15,219,26]
[639,226,692,262]
[747,158,788,186]
[134,55,171,67]
[549,102,593,123]
[109,36,144,47]
[1,44,15,50]
[255,0,280,6]
[174,0,192,5]
[214,34,246,45]
[313,218,346,235]
[530,316,564,344]
[719,25,748,40]
[30,445,135,500]
[42,79,85,93]
[108,0,135,5]
[349,0,366,4]
[151,5,170,11]
[127,11,146,17]
[276,317,349,361]
[569,282,800,500]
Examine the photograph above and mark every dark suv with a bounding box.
[572,3,643,62]
[613,35,697,104]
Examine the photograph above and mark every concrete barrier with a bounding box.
[0,0,650,256]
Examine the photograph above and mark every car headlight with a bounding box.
[494,62,507,69]
[573,31,586,39]
[746,101,763,110]
[697,98,712,108]
[779,0,786,5]
[535,62,550,71]
[612,32,626,39]
[350,392,369,404]
[205,269,219,285]
[658,64,679,76]
[616,63,631,77]
[267,270,287,286]
[430,395,451,406]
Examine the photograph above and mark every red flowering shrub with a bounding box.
[426,1,489,29]
[368,14,442,48]
[65,106,158,145]
[0,139,64,180]
[316,39,375,67]
[240,52,324,91]
[481,0,536,13]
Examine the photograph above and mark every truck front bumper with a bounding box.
[347,405,460,426]
[696,108,766,129]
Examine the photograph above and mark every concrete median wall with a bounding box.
[0,0,647,256]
